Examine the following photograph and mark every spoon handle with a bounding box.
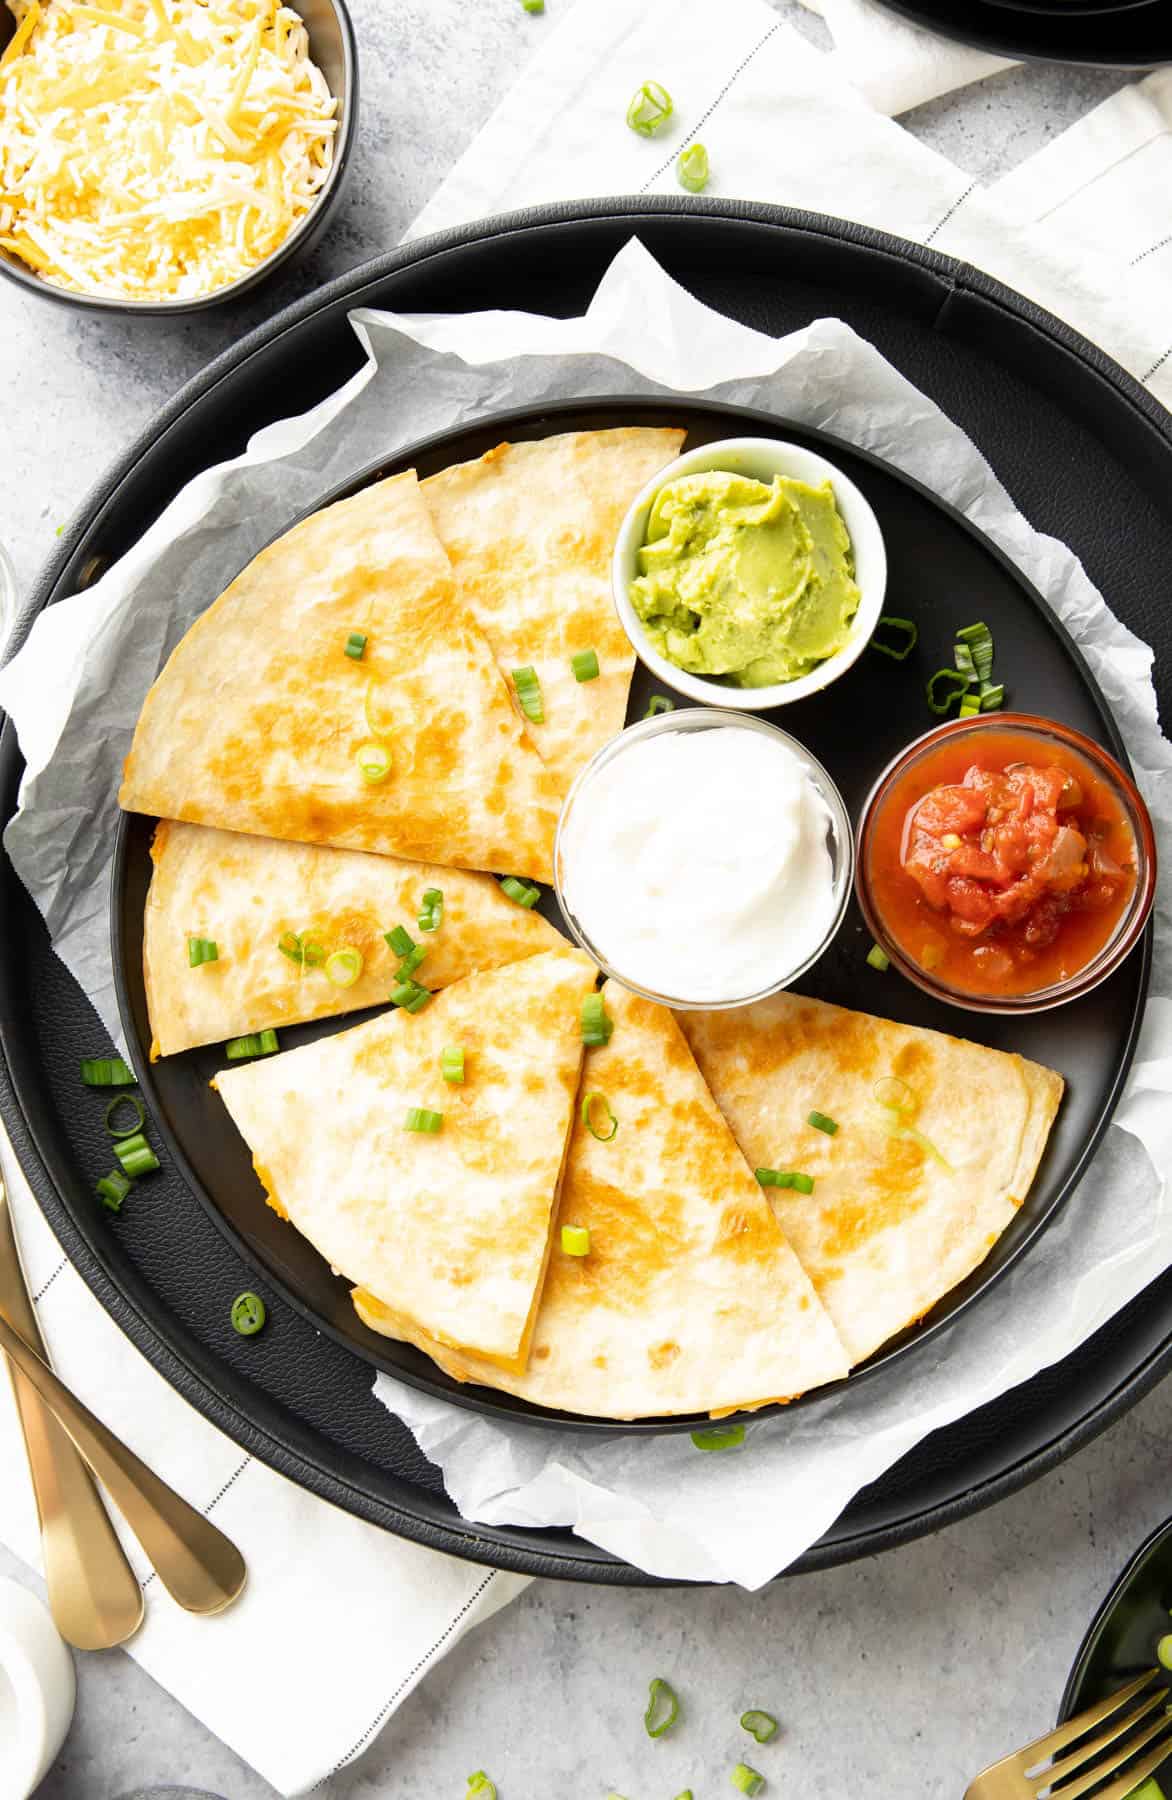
[0,1308,247,1616]
[0,1184,144,1648]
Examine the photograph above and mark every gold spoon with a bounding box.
[0,1182,143,1649]
[0,1307,247,1616]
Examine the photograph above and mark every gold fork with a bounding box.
[965,1669,1172,1800]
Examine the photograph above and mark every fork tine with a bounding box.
[1090,1719,1172,1800]
[1033,1690,1167,1784]
[1017,1671,1158,1764]
[1038,1711,1172,1800]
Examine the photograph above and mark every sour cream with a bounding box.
[556,718,847,1005]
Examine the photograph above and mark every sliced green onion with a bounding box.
[958,692,981,718]
[105,1094,145,1139]
[231,1291,266,1336]
[691,1424,744,1452]
[953,641,976,681]
[500,876,541,909]
[561,1224,591,1256]
[80,1056,135,1086]
[114,1133,159,1178]
[1158,1634,1172,1672]
[866,944,890,972]
[731,1764,765,1796]
[926,668,971,716]
[520,0,542,11]
[355,741,391,784]
[418,887,444,932]
[645,694,675,718]
[325,947,364,988]
[385,924,415,957]
[870,615,918,661]
[512,665,544,724]
[344,630,367,660]
[396,944,429,981]
[873,1078,953,1173]
[96,1170,132,1213]
[390,979,432,1013]
[644,1676,680,1738]
[626,78,673,136]
[674,1793,695,1800]
[466,1777,497,1800]
[225,1030,280,1060]
[405,1106,443,1134]
[581,1090,617,1141]
[755,1169,813,1193]
[581,992,613,1047]
[442,1046,465,1085]
[188,935,219,967]
[957,620,994,681]
[807,1111,838,1137]
[741,1711,779,1744]
[571,648,600,683]
[677,142,709,193]
[980,680,1005,712]
[277,931,325,970]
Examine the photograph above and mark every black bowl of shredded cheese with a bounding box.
[0,0,357,312]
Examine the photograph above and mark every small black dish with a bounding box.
[982,0,1155,16]
[0,0,359,317]
[1060,1515,1172,1787]
[871,0,1172,65]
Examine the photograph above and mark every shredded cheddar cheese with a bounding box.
[0,0,337,300]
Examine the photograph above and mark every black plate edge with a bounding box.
[869,0,1172,66]
[2,197,1171,1582]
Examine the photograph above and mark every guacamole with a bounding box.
[630,469,860,688]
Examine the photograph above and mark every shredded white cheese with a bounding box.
[0,0,337,301]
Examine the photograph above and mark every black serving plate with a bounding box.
[5,199,1172,1580]
[111,394,1147,1435]
[871,0,1172,65]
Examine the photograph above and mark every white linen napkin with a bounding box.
[799,0,1017,116]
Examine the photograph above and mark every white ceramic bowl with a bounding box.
[611,435,887,712]
[0,1578,76,1800]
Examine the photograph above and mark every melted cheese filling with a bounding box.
[0,0,337,300]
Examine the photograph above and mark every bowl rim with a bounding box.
[854,710,1158,1015]
[0,0,359,317]
[553,704,855,1009]
[610,432,888,712]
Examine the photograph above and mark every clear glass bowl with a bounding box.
[554,706,854,1009]
[855,713,1157,1015]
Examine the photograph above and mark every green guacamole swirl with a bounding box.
[630,469,860,688]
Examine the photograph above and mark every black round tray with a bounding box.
[112,395,1147,1435]
[4,198,1172,1584]
[871,0,1172,64]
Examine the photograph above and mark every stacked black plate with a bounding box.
[872,0,1172,68]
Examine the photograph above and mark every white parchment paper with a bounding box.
[3,240,1171,1588]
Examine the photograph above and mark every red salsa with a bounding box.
[866,726,1138,997]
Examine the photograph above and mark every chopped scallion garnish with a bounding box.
[644,1676,680,1738]
[395,944,428,981]
[512,665,544,723]
[873,1078,953,1172]
[442,1045,465,1085]
[731,1763,765,1796]
[571,648,600,683]
[104,1094,145,1139]
[691,1424,744,1452]
[325,948,364,988]
[355,741,392,784]
[926,668,970,715]
[277,931,325,970]
[581,1090,617,1141]
[980,680,1005,712]
[390,979,431,1013]
[231,1291,267,1337]
[626,79,673,136]
[500,876,541,909]
[405,1106,443,1134]
[870,615,918,661]
[225,1030,280,1060]
[740,1711,779,1744]
[1157,1634,1172,1672]
[807,1111,838,1137]
[677,142,709,193]
[957,620,994,681]
[385,924,415,957]
[418,887,444,933]
[866,944,890,972]
[96,1170,132,1213]
[958,692,981,717]
[755,1169,813,1193]
[645,694,675,718]
[561,1224,591,1256]
[80,1056,135,1086]
[466,1777,497,1800]
[581,992,613,1047]
[188,936,219,967]
[520,0,542,11]
[344,631,367,661]
[114,1132,159,1178]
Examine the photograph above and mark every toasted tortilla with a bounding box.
[215,947,598,1370]
[680,994,1064,1366]
[119,471,561,880]
[421,429,685,794]
[355,982,849,1418]
[144,819,565,1058]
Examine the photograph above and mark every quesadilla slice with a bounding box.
[215,947,598,1369]
[144,819,565,1058]
[120,471,561,880]
[356,981,850,1418]
[421,428,685,795]
[680,994,1064,1366]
